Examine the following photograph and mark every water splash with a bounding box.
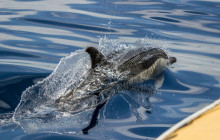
[1,37,167,133]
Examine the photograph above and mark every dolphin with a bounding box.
[56,46,177,134]
[55,46,176,113]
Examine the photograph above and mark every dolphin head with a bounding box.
[117,48,176,83]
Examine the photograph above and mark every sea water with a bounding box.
[0,0,220,140]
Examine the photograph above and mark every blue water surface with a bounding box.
[0,0,220,140]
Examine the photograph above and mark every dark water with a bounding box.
[0,0,220,139]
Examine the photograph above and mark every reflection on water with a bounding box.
[0,0,220,139]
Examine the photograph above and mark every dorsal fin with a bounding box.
[85,47,105,69]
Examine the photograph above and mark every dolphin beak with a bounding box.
[169,57,176,64]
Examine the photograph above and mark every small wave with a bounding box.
[150,17,180,23]
[21,18,116,33]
